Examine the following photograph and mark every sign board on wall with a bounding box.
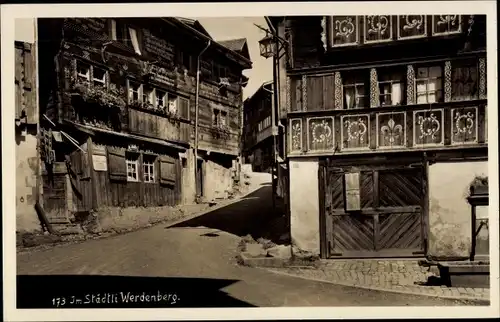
[92,155,108,172]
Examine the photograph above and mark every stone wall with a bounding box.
[428,161,489,260]
[181,149,196,205]
[16,128,42,233]
[289,158,320,255]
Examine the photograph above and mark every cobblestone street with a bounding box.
[17,185,487,307]
[267,260,490,302]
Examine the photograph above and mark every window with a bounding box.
[143,157,155,183]
[178,97,190,119]
[109,20,141,55]
[156,89,167,109]
[128,81,142,103]
[181,52,192,71]
[77,62,90,82]
[219,66,227,79]
[378,72,404,106]
[92,67,106,87]
[167,94,178,115]
[213,108,227,127]
[343,78,367,109]
[416,66,443,104]
[142,85,154,106]
[451,62,479,101]
[126,156,139,182]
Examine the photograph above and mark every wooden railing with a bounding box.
[288,100,487,156]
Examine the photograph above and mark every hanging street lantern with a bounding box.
[258,33,276,59]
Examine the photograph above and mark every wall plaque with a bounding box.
[92,154,108,172]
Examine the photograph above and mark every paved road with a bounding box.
[17,186,478,307]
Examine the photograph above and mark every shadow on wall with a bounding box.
[169,185,287,244]
[17,275,256,308]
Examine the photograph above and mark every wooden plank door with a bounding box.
[323,163,426,258]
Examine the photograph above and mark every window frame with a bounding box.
[343,81,367,109]
[128,80,143,104]
[126,157,139,182]
[451,61,479,101]
[142,157,156,183]
[76,61,91,82]
[415,65,443,104]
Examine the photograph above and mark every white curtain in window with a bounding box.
[344,87,354,109]
[129,27,141,55]
[391,83,402,105]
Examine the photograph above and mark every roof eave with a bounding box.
[164,18,252,69]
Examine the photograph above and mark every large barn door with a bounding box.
[323,162,426,258]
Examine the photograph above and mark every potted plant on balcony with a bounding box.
[210,124,231,141]
[469,175,489,196]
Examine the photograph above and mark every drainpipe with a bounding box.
[194,40,211,197]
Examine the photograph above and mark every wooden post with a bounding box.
[86,136,98,210]
[422,152,429,255]
[373,170,380,251]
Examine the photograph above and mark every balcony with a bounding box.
[287,100,487,156]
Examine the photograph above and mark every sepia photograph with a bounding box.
[2,1,498,321]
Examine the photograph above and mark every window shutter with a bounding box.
[159,155,176,186]
[344,172,361,211]
[107,147,127,182]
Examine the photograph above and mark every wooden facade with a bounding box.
[37,17,251,222]
[271,15,487,258]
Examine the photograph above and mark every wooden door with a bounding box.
[196,159,204,197]
[322,163,426,258]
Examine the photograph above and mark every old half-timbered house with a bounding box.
[37,17,251,229]
[270,15,488,260]
[242,81,275,172]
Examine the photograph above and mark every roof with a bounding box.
[219,38,251,61]
[164,18,252,69]
[176,17,213,39]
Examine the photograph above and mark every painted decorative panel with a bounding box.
[413,109,444,147]
[341,114,370,151]
[302,75,308,111]
[478,58,487,99]
[406,65,416,105]
[444,60,452,102]
[369,68,380,108]
[364,15,393,43]
[285,76,291,113]
[451,106,478,145]
[307,117,335,151]
[321,17,328,51]
[330,16,359,47]
[397,15,427,39]
[432,15,462,35]
[377,112,406,149]
[289,118,303,153]
[334,72,343,109]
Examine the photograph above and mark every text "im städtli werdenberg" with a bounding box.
[51,291,180,307]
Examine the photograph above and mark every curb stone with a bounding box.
[263,268,490,304]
